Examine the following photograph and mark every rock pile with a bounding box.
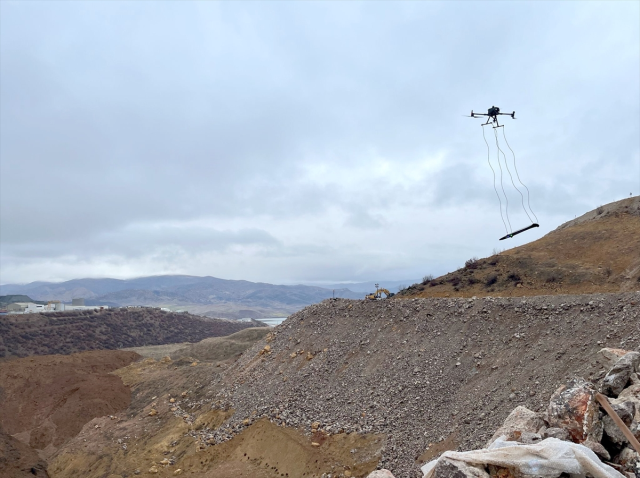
[194,292,638,477]
[414,348,640,478]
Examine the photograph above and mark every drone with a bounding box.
[466,106,515,127]
[466,105,540,241]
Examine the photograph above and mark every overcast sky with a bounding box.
[1,1,638,286]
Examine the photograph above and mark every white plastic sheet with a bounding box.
[421,437,626,478]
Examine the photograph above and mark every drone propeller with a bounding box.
[463,115,481,118]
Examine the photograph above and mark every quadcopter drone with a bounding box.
[466,105,540,240]
[466,106,515,127]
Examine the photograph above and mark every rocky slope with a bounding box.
[15,292,637,478]
[0,308,262,358]
[399,196,640,299]
[201,292,640,476]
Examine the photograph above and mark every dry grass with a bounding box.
[400,196,640,299]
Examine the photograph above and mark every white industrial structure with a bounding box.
[6,301,109,314]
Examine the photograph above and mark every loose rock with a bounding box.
[602,352,640,398]
[487,406,545,446]
[432,458,490,478]
[547,378,601,442]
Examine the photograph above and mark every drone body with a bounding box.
[468,106,515,127]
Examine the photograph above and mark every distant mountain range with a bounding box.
[0,275,382,319]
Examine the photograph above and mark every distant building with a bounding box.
[6,301,107,314]
[7,302,30,313]
[72,298,85,306]
[7,302,48,313]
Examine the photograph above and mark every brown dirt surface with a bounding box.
[0,350,140,462]
[398,196,640,299]
[0,429,49,478]
[0,307,263,358]
[48,332,383,478]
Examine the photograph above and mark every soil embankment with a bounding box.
[0,430,49,478]
[204,292,639,476]
[0,349,140,476]
[48,328,380,478]
[400,196,640,299]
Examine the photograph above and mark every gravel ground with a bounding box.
[203,292,640,477]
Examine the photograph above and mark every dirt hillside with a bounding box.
[0,307,262,358]
[0,430,49,478]
[46,328,385,478]
[399,196,640,299]
[0,350,140,474]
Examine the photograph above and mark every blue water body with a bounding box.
[259,317,288,327]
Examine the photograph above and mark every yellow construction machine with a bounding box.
[365,283,394,300]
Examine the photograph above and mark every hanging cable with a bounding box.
[494,128,534,224]
[482,125,509,234]
[501,127,538,223]
[492,127,512,233]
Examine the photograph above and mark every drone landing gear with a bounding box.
[499,223,539,241]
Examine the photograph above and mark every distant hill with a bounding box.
[0,276,363,318]
[399,196,640,298]
[0,295,47,308]
[0,308,264,358]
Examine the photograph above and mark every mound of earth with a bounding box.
[194,293,638,476]
[170,327,272,362]
[399,196,640,299]
[47,328,383,477]
[0,350,140,465]
[0,307,262,358]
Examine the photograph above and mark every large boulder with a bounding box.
[601,352,640,398]
[431,458,490,478]
[486,406,545,447]
[603,414,629,446]
[599,348,633,368]
[603,402,636,446]
[547,379,602,443]
[618,384,640,422]
[613,401,636,426]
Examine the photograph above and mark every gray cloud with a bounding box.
[1,1,638,284]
